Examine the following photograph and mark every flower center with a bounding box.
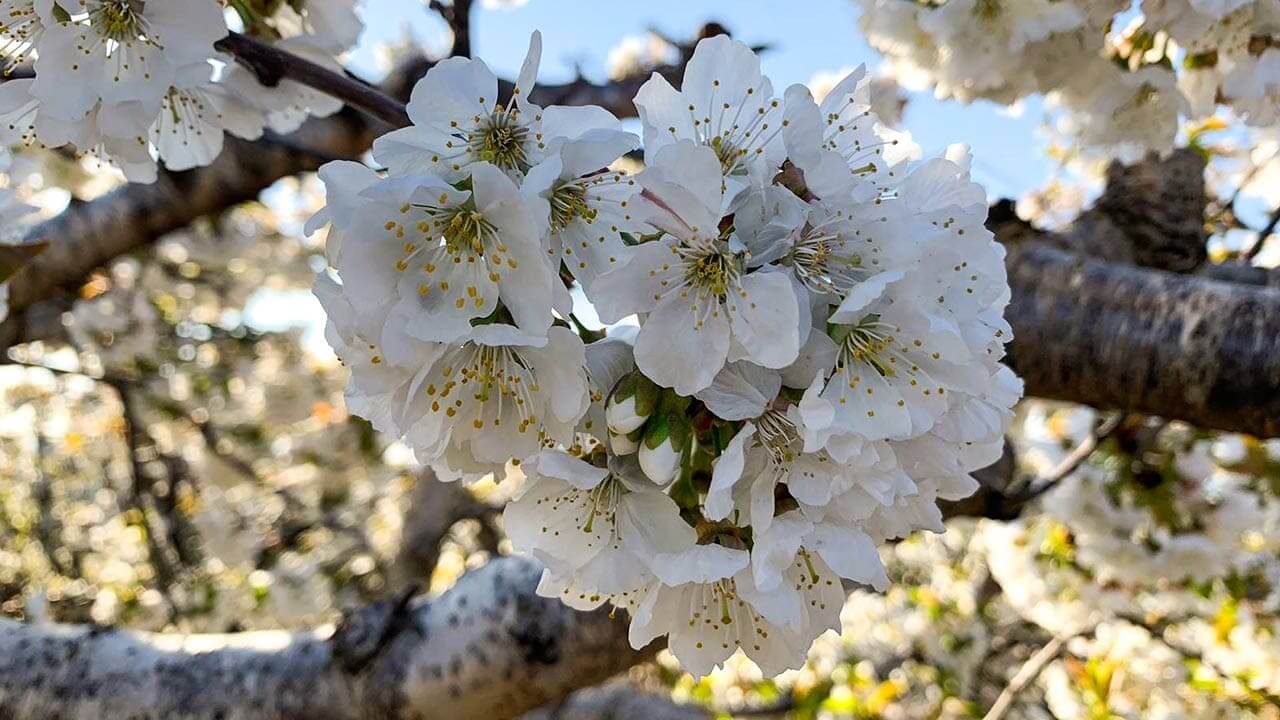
[681,244,740,298]
[581,476,623,533]
[93,0,147,42]
[790,222,862,295]
[0,1,43,68]
[688,82,784,179]
[549,182,597,232]
[755,410,800,466]
[442,207,495,256]
[426,344,542,433]
[835,315,897,378]
[709,135,749,177]
[469,105,530,173]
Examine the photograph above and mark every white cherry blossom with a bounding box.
[505,450,694,591]
[634,34,787,203]
[397,324,590,472]
[631,542,844,677]
[374,31,619,182]
[522,127,646,288]
[317,161,556,344]
[304,31,1020,679]
[591,141,801,395]
[31,0,225,127]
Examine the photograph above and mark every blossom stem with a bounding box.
[214,31,411,129]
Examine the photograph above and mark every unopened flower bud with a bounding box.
[639,414,685,485]
[610,428,641,455]
[606,371,659,434]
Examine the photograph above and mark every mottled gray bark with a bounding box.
[980,150,1280,438]
[1049,149,1209,273]
[1004,243,1280,438]
[0,556,652,720]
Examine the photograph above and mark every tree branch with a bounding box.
[1244,204,1280,262]
[981,634,1071,720]
[214,32,410,129]
[1003,243,1280,437]
[523,685,710,720]
[430,0,475,58]
[0,556,654,720]
[387,467,497,591]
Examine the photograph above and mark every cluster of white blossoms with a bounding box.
[1017,403,1280,587]
[854,0,1280,157]
[309,32,1019,676]
[0,0,361,181]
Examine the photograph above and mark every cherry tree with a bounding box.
[0,1,1278,718]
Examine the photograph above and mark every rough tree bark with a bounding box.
[987,150,1280,437]
[521,685,710,720]
[1005,244,1280,438]
[0,557,653,720]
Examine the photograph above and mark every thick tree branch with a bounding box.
[1048,150,1209,273]
[1004,243,1280,437]
[0,107,376,349]
[387,467,497,591]
[0,556,653,720]
[522,685,709,720]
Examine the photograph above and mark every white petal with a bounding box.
[634,296,730,396]
[809,524,889,591]
[651,544,749,586]
[695,362,781,421]
[529,449,609,490]
[729,271,800,369]
[830,271,904,324]
[634,72,695,161]
[619,490,697,556]
[706,423,754,521]
[751,511,812,592]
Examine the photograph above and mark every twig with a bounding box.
[1243,205,1280,262]
[430,0,474,58]
[1222,147,1280,234]
[1014,413,1123,502]
[982,635,1070,720]
[214,31,410,129]
[105,377,183,622]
